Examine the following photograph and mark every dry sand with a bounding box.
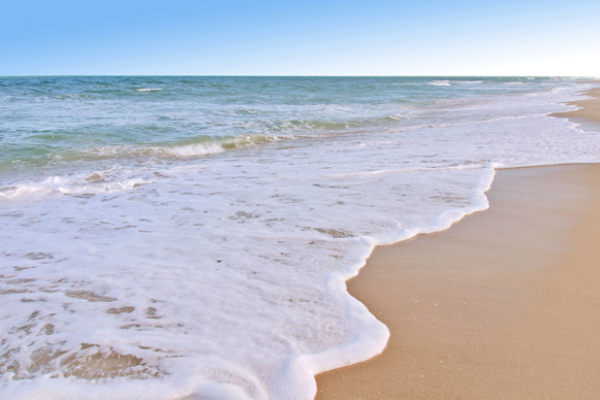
[315,89,600,400]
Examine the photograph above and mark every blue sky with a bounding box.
[1,0,599,76]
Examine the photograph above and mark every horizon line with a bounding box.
[1,74,598,79]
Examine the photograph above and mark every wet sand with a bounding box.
[315,88,600,399]
[551,87,600,131]
[552,87,600,123]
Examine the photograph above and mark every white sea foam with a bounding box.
[161,143,226,157]
[76,142,227,161]
[0,172,150,200]
[429,80,451,86]
[1,79,599,400]
[136,88,162,92]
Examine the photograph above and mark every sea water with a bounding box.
[0,76,598,400]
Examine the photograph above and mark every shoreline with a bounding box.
[316,164,600,400]
[314,87,600,399]
[550,87,600,131]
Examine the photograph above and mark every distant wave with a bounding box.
[429,80,451,86]
[137,88,162,92]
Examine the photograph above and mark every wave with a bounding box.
[0,173,150,200]
[0,134,293,174]
[136,88,162,92]
[42,137,269,166]
[83,141,227,160]
[429,80,451,86]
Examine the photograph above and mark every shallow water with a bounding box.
[1,77,599,400]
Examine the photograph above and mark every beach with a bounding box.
[315,90,600,399]
[2,77,599,400]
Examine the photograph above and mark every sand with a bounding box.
[551,87,600,130]
[315,88,600,400]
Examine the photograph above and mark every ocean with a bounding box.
[1,76,598,400]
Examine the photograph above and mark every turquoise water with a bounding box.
[0,76,562,174]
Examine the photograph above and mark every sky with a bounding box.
[1,0,599,76]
